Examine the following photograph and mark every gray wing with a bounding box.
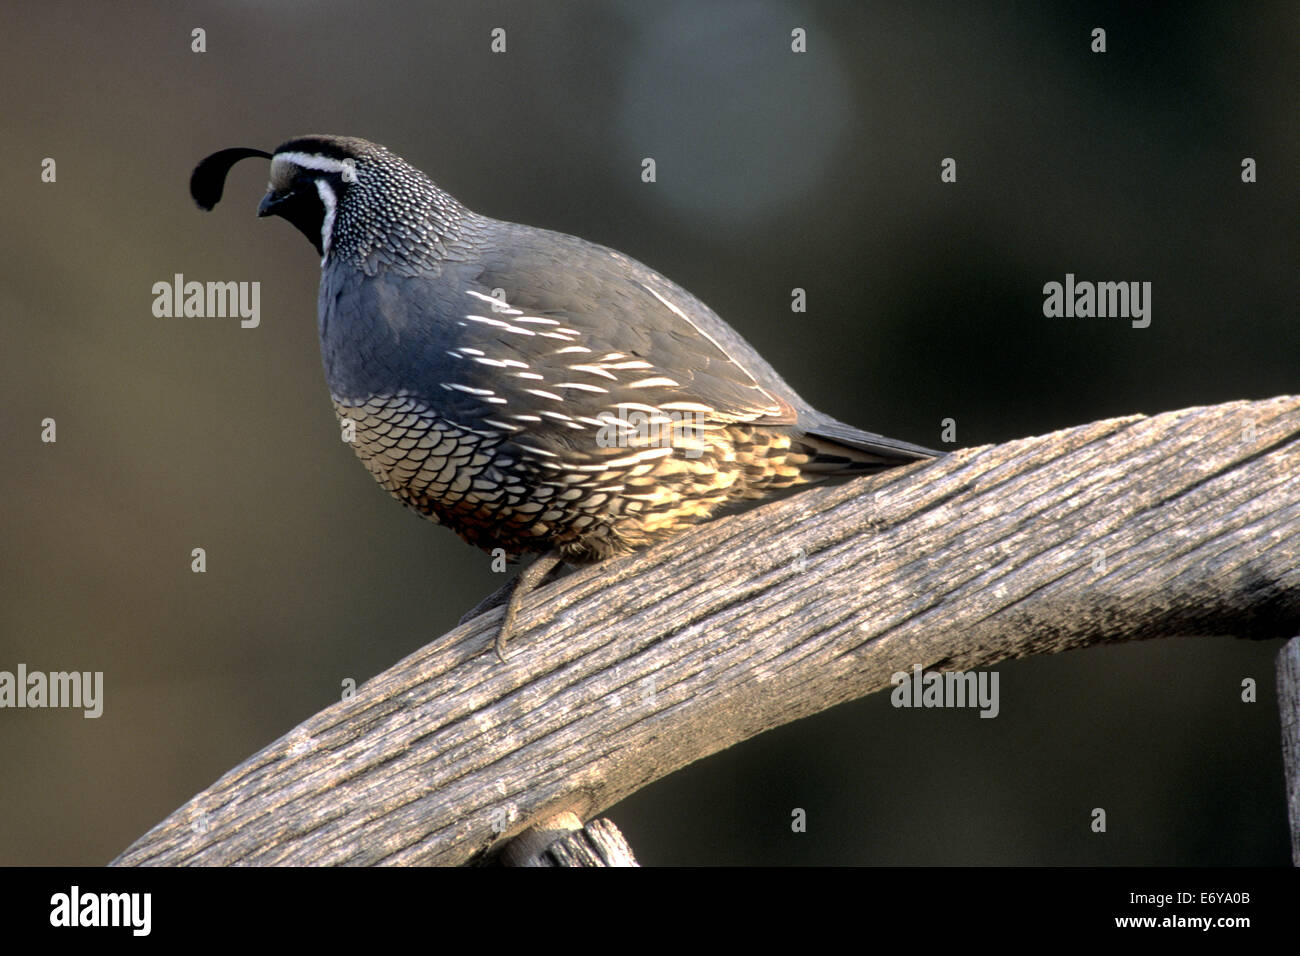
[320,217,938,465]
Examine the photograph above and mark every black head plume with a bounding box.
[190,147,273,211]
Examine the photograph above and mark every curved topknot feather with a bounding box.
[190,147,273,211]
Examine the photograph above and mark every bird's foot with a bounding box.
[459,552,565,661]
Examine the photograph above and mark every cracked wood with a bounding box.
[112,395,1300,866]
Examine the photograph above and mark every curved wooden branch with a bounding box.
[112,395,1300,866]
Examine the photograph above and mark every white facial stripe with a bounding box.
[315,179,337,261]
[275,152,355,176]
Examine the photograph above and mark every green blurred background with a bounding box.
[1,1,1296,865]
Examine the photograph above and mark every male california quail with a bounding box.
[191,135,938,658]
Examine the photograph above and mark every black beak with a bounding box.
[257,192,283,218]
[190,147,273,211]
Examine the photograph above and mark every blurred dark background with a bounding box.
[1,1,1295,865]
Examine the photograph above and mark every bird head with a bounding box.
[190,135,464,264]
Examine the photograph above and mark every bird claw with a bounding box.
[463,553,564,661]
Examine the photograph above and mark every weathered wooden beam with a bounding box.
[499,814,639,867]
[1278,637,1300,865]
[112,396,1300,866]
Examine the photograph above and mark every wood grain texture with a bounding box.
[503,817,639,867]
[112,396,1300,867]
[1278,638,1300,866]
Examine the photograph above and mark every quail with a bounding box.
[191,135,938,659]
